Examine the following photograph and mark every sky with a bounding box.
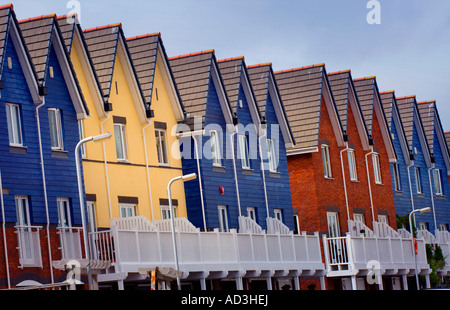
[10,0,450,130]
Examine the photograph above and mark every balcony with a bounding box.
[417,229,450,277]
[322,220,431,289]
[15,225,43,268]
[91,216,326,289]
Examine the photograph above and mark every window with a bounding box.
[114,123,128,161]
[119,203,137,218]
[274,209,283,221]
[418,222,428,231]
[15,196,31,228]
[327,212,340,238]
[372,154,382,184]
[247,207,256,221]
[354,213,365,224]
[393,164,401,191]
[86,201,97,233]
[161,205,177,220]
[57,198,71,228]
[378,215,388,224]
[266,138,277,172]
[238,135,250,169]
[321,144,332,178]
[439,223,448,232]
[48,108,64,150]
[414,167,422,194]
[6,103,23,146]
[210,130,221,166]
[218,205,229,232]
[347,149,357,181]
[78,120,86,158]
[433,169,443,195]
[155,129,169,165]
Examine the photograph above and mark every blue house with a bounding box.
[169,51,295,232]
[417,100,450,233]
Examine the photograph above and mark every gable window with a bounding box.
[119,203,137,218]
[210,130,221,166]
[155,129,169,165]
[114,123,128,161]
[347,149,357,181]
[266,138,277,172]
[6,103,23,146]
[414,167,422,194]
[238,134,250,169]
[433,169,443,195]
[393,164,401,191]
[48,108,64,150]
[372,154,382,184]
[321,144,332,178]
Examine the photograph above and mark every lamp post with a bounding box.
[409,207,431,290]
[75,133,112,290]
[167,173,197,290]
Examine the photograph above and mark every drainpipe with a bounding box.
[142,121,154,220]
[340,142,350,222]
[100,115,112,220]
[229,127,241,217]
[365,146,376,223]
[427,164,437,233]
[0,171,10,289]
[407,161,416,224]
[191,134,206,231]
[258,125,269,223]
[35,97,55,284]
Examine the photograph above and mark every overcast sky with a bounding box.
[11,0,450,130]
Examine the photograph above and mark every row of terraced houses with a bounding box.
[0,4,449,291]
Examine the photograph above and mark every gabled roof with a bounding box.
[379,90,412,164]
[274,64,345,153]
[217,56,261,126]
[396,95,432,166]
[328,70,369,147]
[353,76,396,161]
[0,4,40,102]
[444,131,450,154]
[83,23,149,124]
[417,100,450,171]
[19,13,88,118]
[247,62,295,148]
[127,32,185,121]
[56,14,107,118]
[169,50,234,130]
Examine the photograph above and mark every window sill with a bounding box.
[242,168,254,176]
[9,145,28,154]
[51,149,68,159]
[436,194,445,198]
[324,176,334,180]
[117,159,131,164]
[269,171,281,178]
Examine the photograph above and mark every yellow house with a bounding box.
[57,17,187,229]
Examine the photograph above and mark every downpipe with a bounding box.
[365,146,376,223]
[142,121,154,220]
[340,142,350,222]
[0,170,10,288]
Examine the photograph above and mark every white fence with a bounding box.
[57,227,83,260]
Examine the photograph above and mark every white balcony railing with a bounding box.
[57,227,83,260]
[15,226,43,268]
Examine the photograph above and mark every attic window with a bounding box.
[155,88,159,101]
[49,66,54,78]
[7,57,12,69]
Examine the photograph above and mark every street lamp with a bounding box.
[167,173,197,290]
[409,207,431,290]
[75,133,112,290]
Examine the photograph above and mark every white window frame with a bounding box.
[238,134,250,169]
[414,167,422,194]
[267,138,277,172]
[155,129,169,165]
[321,144,332,178]
[439,223,448,232]
[119,203,137,218]
[347,149,357,181]
[246,207,256,221]
[218,205,229,232]
[161,205,177,220]
[114,123,128,161]
[433,169,443,195]
[86,201,97,233]
[274,209,283,221]
[393,163,401,191]
[327,211,340,238]
[210,130,222,167]
[378,215,388,224]
[15,195,31,227]
[354,213,365,224]
[48,108,64,151]
[372,153,382,184]
[78,119,86,158]
[57,197,71,228]
[418,222,428,231]
[6,103,23,147]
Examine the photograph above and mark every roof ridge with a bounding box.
[19,13,57,23]
[353,76,376,82]
[328,69,351,76]
[56,13,78,20]
[274,63,324,75]
[396,95,416,100]
[417,100,436,105]
[168,49,215,60]
[127,32,161,41]
[217,56,245,63]
[0,3,13,11]
[379,90,395,94]
[83,23,122,33]
[247,62,272,69]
